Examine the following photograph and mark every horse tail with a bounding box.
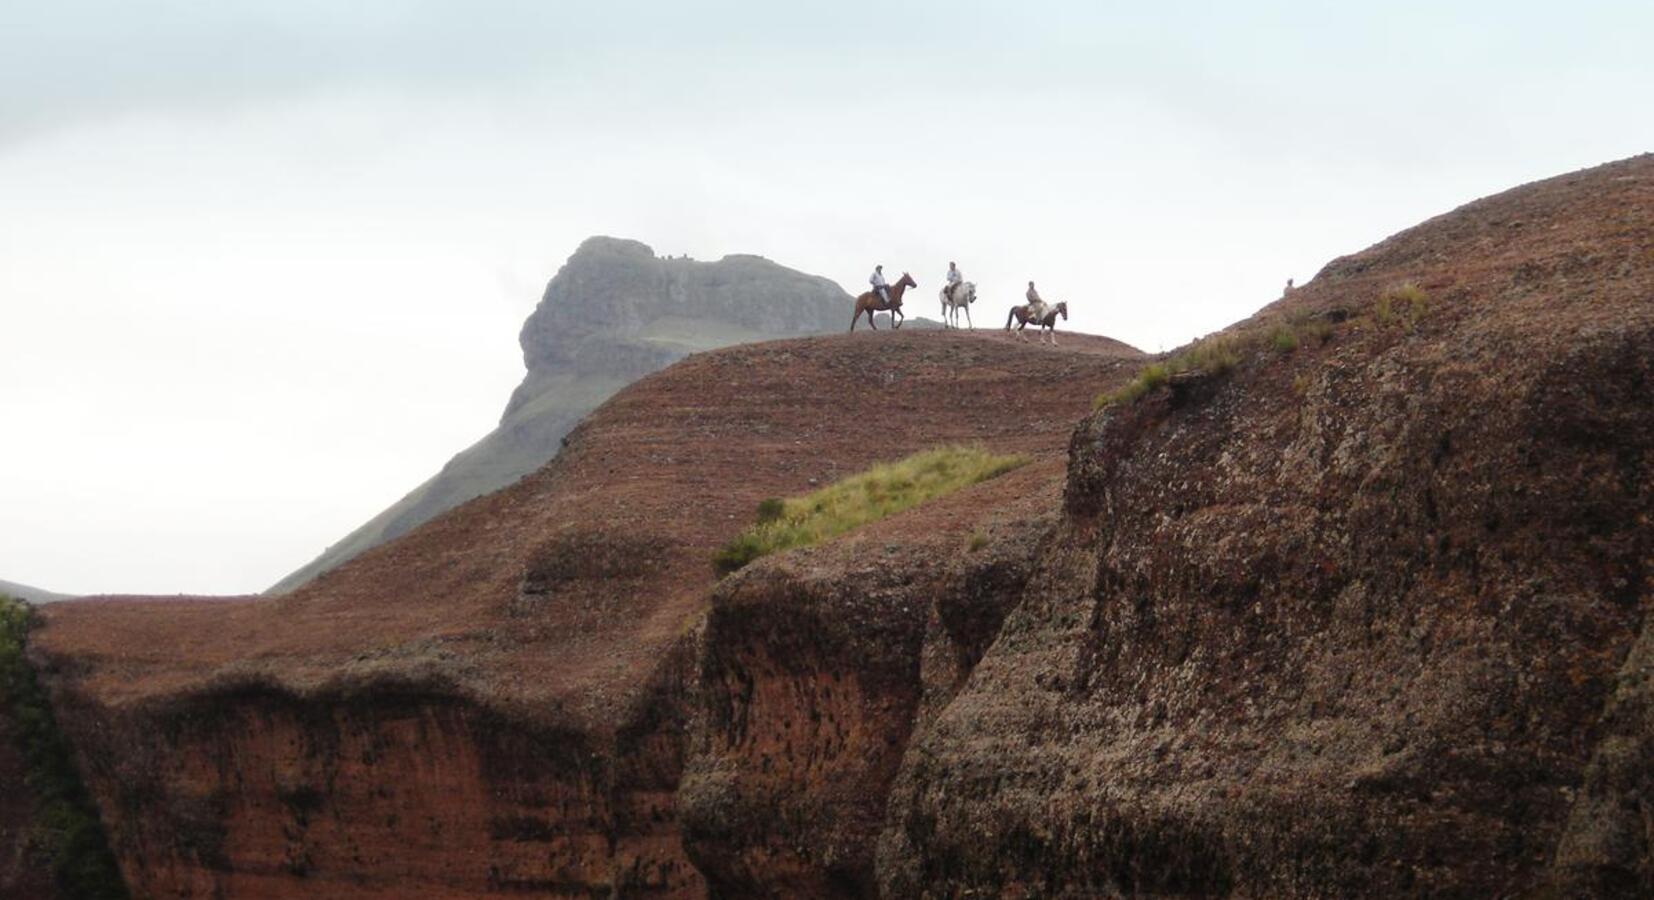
[1005,307,1016,330]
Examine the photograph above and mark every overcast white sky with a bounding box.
[2,2,1650,596]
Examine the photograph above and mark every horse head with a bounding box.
[1056,301,1069,320]
[962,282,977,304]
[897,272,917,289]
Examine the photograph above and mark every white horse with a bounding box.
[940,281,976,329]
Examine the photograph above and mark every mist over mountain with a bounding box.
[270,237,850,593]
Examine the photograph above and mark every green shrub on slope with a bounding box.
[714,445,1029,575]
[0,596,129,899]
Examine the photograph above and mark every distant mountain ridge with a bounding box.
[0,579,72,605]
[269,236,850,593]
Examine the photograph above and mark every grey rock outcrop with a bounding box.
[270,237,849,593]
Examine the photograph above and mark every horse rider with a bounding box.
[944,261,963,303]
[871,265,890,305]
[1026,280,1050,321]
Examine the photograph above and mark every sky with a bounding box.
[2,1,1650,596]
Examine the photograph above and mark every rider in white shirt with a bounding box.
[944,262,963,301]
[870,265,889,304]
[1026,280,1049,320]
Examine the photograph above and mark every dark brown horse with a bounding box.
[1005,300,1068,344]
[850,272,917,331]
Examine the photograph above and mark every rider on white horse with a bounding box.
[870,265,890,305]
[939,262,976,328]
[944,262,963,301]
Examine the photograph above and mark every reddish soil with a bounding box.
[29,154,1653,899]
[679,154,1654,898]
[32,328,1144,898]
[39,330,1139,717]
[876,154,1654,896]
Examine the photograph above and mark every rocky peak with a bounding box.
[271,236,850,593]
[517,236,848,376]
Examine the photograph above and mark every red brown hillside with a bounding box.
[875,155,1654,896]
[27,154,1654,900]
[32,329,1144,898]
[672,154,1654,898]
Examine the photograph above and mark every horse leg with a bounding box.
[964,305,972,330]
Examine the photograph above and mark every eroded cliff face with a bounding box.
[28,157,1651,898]
[35,331,1141,898]
[910,166,1654,894]
[683,156,1654,897]
[54,674,697,899]
[679,467,1061,898]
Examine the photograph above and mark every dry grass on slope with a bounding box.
[713,444,1029,575]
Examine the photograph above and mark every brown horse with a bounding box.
[850,272,917,331]
[1005,300,1068,344]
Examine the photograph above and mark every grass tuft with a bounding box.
[713,446,1029,575]
[1377,282,1429,331]
[1180,333,1243,374]
[1093,304,1355,411]
[1298,318,1334,346]
[1094,363,1168,409]
[1094,333,1244,408]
